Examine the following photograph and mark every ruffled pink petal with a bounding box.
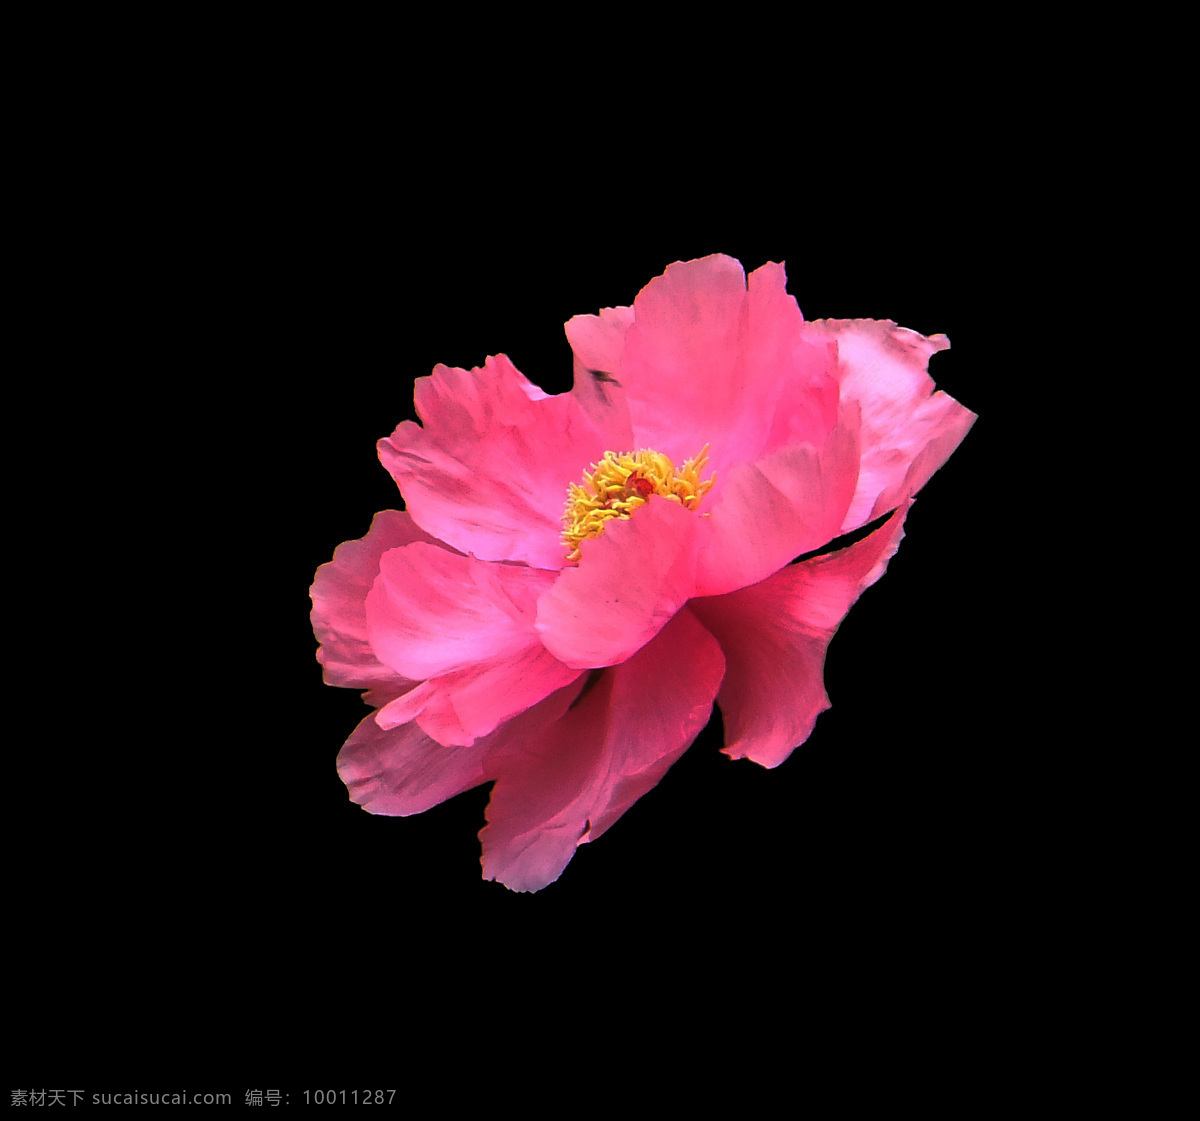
[374,641,582,747]
[365,542,558,680]
[689,503,910,769]
[479,607,726,892]
[338,675,585,817]
[616,255,756,475]
[805,319,976,533]
[534,496,702,669]
[310,510,450,704]
[376,354,616,570]
[364,541,581,746]
[693,405,861,597]
[582,256,838,481]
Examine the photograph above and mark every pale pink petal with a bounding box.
[374,641,582,747]
[806,319,976,533]
[694,405,861,597]
[689,503,910,769]
[564,303,634,375]
[376,354,615,570]
[339,676,585,817]
[365,542,558,680]
[479,608,725,892]
[563,305,636,452]
[310,510,450,703]
[535,497,701,669]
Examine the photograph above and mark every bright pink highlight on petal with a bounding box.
[365,542,557,681]
[312,255,974,890]
[362,541,580,745]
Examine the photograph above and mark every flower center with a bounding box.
[561,445,716,562]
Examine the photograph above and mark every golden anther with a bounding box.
[561,445,716,561]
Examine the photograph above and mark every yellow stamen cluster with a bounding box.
[561,444,717,562]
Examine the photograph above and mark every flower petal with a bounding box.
[534,496,701,669]
[479,607,726,892]
[376,354,614,570]
[365,542,558,680]
[338,676,586,817]
[374,641,582,747]
[616,255,755,475]
[563,305,636,452]
[689,502,909,769]
[365,542,581,746]
[310,510,449,703]
[337,709,487,818]
[595,256,841,480]
[694,405,861,597]
[746,262,841,455]
[806,319,976,533]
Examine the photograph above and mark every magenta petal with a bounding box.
[689,503,910,769]
[694,408,861,597]
[339,676,585,817]
[376,354,614,570]
[374,642,582,747]
[806,319,977,533]
[479,608,726,892]
[310,510,450,703]
[535,497,701,669]
[365,543,558,681]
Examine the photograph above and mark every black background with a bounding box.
[15,95,1031,1082]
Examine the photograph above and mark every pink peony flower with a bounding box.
[310,255,975,892]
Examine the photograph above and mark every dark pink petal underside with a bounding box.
[479,608,726,892]
[338,675,586,818]
[689,502,910,769]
